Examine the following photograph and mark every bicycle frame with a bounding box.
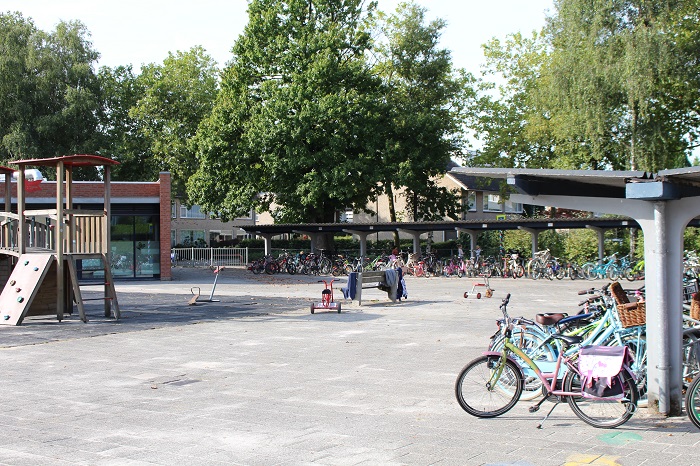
[487,335,581,398]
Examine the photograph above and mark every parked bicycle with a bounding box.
[455,294,639,428]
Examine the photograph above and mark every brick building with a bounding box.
[7,172,172,280]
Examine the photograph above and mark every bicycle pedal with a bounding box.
[528,405,540,413]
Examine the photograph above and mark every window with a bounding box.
[179,230,206,246]
[504,199,523,213]
[171,202,177,219]
[482,194,524,213]
[180,204,206,219]
[339,208,354,222]
[467,192,476,212]
[171,230,176,246]
[483,194,503,212]
[209,230,233,245]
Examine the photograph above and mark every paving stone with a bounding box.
[0,269,695,465]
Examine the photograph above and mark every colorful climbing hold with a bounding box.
[3,315,9,320]
[33,267,39,271]
[14,287,20,292]
[23,260,29,266]
[16,296,24,303]
[9,280,15,286]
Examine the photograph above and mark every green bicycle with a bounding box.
[455,294,639,428]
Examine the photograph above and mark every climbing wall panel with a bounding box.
[0,254,54,325]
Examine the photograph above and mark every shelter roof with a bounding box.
[244,216,643,236]
[10,154,119,167]
[450,166,700,200]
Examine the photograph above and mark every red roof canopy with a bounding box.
[10,154,119,167]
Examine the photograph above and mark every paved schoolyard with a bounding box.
[0,268,696,465]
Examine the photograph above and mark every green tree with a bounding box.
[373,2,469,239]
[97,65,157,181]
[189,0,384,232]
[0,13,102,177]
[464,31,555,169]
[130,46,219,193]
[541,0,696,171]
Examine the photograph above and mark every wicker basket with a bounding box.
[610,281,630,305]
[691,293,700,321]
[616,302,646,328]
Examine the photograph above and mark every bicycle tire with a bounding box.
[287,263,297,275]
[320,258,332,275]
[564,368,638,428]
[686,374,700,429]
[683,328,700,388]
[581,263,594,280]
[514,265,525,278]
[455,355,523,418]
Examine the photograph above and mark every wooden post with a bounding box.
[5,171,12,250]
[103,165,111,317]
[66,166,73,254]
[17,168,25,255]
[56,161,64,321]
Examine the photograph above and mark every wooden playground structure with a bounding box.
[0,155,120,325]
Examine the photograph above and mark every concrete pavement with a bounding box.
[0,267,696,465]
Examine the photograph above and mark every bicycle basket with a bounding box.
[692,293,700,321]
[615,302,646,328]
[578,345,629,399]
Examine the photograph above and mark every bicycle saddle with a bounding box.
[536,313,568,326]
[551,333,584,347]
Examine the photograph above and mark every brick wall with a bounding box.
[19,180,161,198]
[6,177,170,280]
[158,172,172,280]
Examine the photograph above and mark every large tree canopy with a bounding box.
[188,0,385,223]
[0,12,101,177]
[466,0,700,172]
[374,2,471,226]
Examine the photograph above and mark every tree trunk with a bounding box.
[386,183,400,247]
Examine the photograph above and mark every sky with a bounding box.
[5,0,555,74]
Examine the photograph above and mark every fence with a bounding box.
[171,247,248,267]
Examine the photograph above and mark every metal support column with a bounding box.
[586,226,606,263]
[344,229,370,263]
[518,227,539,258]
[399,229,423,255]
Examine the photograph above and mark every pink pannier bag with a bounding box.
[578,345,631,399]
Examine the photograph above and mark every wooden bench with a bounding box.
[355,270,398,306]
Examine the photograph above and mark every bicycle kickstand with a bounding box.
[536,402,560,429]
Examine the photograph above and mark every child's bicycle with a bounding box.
[310,278,341,314]
[454,294,639,428]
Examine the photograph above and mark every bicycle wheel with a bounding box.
[686,374,700,429]
[455,355,523,418]
[564,368,638,428]
[581,263,594,280]
[683,328,700,388]
[514,265,525,278]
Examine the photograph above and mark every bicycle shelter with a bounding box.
[450,166,700,416]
